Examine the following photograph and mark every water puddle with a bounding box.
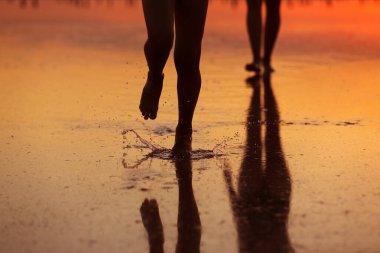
[281,119,361,126]
[121,129,223,169]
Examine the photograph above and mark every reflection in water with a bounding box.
[140,158,201,253]
[223,74,293,253]
[140,198,165,253]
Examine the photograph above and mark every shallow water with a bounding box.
[1,0,380,253]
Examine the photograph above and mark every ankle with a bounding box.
[262,57,271,66]
[176,124,192,136]
[253,58,261,65]
[148,71,164,81]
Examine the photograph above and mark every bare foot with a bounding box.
[263,62,275,75]
[245,62,261,73]
[139,73,164,120]
[172,127,192,159]
[262,58,275,75]
[140,199,164,247]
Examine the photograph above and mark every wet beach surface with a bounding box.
[1,0,380,252]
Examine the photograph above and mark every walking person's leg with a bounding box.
[140,0,175,120]
[263,0,281,73]
[172,0,208,155]
[245,0,263,72]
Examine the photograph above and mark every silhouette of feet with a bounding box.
[263,62,275,75]
[172,127,192,159]
[139,73,164,120]
[140,199,164,246]
[245,62,261,73]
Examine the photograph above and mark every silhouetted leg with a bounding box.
[246,0,262,72]
[172,0,208,156]
[140,199,165,253]
[263,0,281,72]
[142,0,174,76]
[175,158,201,253]
[140,0,175,120]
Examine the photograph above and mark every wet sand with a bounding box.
[1,1,380,253]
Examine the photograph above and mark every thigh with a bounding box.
[174,0,208,48]
[265,0,281,12]
[247,0,262,8]
[142,0,175,37]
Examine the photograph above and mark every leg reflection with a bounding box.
[223,74,293,253]
[140,199,165,253]
[175,158,201,253]
[140,158,201,253]
[262,73,293,253]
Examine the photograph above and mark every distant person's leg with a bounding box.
[140,0,175,120]
[263,0,281,73]
[172,0,208,155]
[246,0,262,72]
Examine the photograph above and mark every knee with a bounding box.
[174,48,201,77]
[147,31,174,53]
[266,9,280,22]
[248,0,261,9]
[266,0,281,14]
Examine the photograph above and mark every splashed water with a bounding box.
[121,129,224,169]
[122,129,160,151]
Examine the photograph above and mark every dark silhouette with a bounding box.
[140,199,165,253]
[139,0,208,157]
[223,74,293,253]
[140,158,201,253]
[245,0,281,73]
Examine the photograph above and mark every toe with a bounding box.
[150,112,157,120]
